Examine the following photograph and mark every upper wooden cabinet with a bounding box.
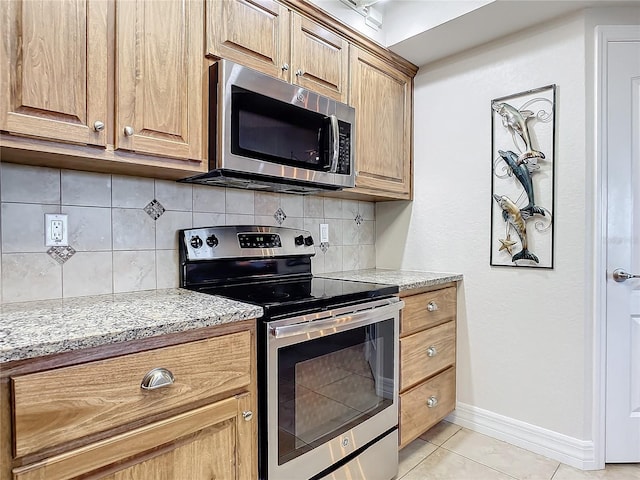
[0,0,109,146]
[116,0,205,160]
[207,0,349,103]
[289,13,349,102]
[207,0,290,80]
[1,0,207,177]
[350,46,413,200]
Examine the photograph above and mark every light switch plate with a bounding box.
[320,223,329,243]
[45,214,69,247]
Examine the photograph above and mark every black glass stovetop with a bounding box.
[194,276,398,319]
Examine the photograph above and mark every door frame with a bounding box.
[593,24,640,469]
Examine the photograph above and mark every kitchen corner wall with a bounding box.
[377,9,590,452]
[0,162,375,304]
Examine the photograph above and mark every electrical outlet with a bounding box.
[320,223,329,243]
[45,214,69,247]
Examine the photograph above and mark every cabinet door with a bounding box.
[207,0,289,81]
[12,394,256,480]
[350,47,412,199]
[0,0,108,146]
[290,14,349,103]
[116,0,205,161]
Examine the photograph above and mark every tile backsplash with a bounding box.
[0,163,376,304]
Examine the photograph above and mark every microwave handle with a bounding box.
[328,115,339,173]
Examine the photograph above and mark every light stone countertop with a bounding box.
[0,270,461,364]
[319,269,463,292]
[0,289,263,364]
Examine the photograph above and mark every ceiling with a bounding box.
[321,0,640,67]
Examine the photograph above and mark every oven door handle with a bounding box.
[271,301,403,339]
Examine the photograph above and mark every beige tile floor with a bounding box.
[396,421,640,480]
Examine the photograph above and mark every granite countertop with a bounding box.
[0,289,263,364]
[0,270,461,364]
[320,269,463,292]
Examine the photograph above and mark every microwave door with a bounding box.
[320,115,340,172]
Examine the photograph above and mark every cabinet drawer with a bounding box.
[399,367,455,448]
[401,287,456,335]
[400,321,455,391]
[12,330,252,457]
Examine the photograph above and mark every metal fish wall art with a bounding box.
[498,150,546,217]
[493,194,539,263]
[491,101,545,167]
[491,85,556,268]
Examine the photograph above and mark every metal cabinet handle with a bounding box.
[295,69,304,77]
[242,410,253,421]
[282,63,289,71]
[93,121,105,132]
[426,346,437,357]
[426,396,438,408]
[613,268,640,282]
[427,301,438,312]
[124,126,134,137]
[140,367,175,390]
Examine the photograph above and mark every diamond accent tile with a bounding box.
[274,207,287,225]
[354,213,363,226]
[144,199,165,220]
[47,246,76,265]
[320,242,329,253]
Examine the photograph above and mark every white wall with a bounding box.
[383,0,493,46]
[378,10,589,443]
[378,4,640,467]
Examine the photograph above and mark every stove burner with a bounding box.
[247,291,291,302]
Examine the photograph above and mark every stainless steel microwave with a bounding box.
[180,60,355,194]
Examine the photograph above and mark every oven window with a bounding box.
[277,319,395,465]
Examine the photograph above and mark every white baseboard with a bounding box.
[446,402,598,470]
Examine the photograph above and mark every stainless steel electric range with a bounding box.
[179,225,403,480]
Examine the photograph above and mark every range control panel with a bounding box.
[181,226,315,260]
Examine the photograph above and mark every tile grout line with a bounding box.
[397,443,441,480]
[439,446,522,480]
[549,462,561,480]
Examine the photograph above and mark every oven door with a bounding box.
[266,298,402,480]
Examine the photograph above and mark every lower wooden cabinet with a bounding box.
[399,284,457,448]
[12,394,253,480]
[1,321,257,480]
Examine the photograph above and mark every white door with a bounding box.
[605,38,640,463]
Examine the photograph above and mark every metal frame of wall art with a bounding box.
[490,84,556,269]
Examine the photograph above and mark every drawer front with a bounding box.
[400,321,455,391]
[13,330,252,457]
[399,367,455,448]
[401,287,456,335]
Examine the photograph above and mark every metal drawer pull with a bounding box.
[426,396,438,408]
[140,367,175,390]
[427,301,438,312]
[93,120,105,132]
[242,410,253,421]
[426,346,437,357]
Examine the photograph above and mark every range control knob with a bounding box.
[294,235,305,246]
[190,235,203,249]
[206,235,219,248]
[304,235,314,246]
